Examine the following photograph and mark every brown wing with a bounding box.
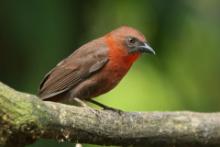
[38,38,108,100]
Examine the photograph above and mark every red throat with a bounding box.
[125,52,140,63]
[105,35,140,68]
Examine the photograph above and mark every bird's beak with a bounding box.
[139,43,156,55]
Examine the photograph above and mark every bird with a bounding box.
[38,26,155,110]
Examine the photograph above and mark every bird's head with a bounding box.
[105,26,155,64]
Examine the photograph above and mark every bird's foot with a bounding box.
[72,97,88,107]
[73,98,98,115]
[87,99,123,115]
[103,106,123,115]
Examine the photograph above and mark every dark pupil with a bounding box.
[129,38,135,44]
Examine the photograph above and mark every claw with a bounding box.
[103,106,123,115]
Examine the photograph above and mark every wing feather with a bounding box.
[38,39,108,100]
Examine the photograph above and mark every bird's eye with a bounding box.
[128,37,136,44]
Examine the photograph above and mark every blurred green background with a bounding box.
[0,0,220,146]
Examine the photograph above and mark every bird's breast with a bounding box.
[99,59,131,90]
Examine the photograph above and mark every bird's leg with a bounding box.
[72,98,97,114]
[72,97,88,107]
[87,99,123,114]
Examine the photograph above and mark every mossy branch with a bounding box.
[0,82,220,147]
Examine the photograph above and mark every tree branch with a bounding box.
[0,82,220,147]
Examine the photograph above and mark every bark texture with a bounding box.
[0,82,220,147]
